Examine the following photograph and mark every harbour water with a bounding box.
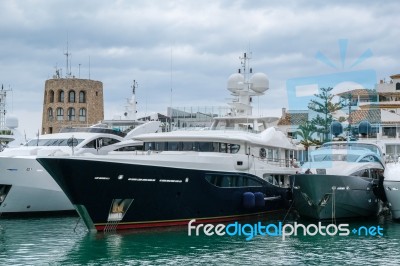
[0,213,399,265]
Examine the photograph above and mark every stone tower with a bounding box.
[41,78,104,134]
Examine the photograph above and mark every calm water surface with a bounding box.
[0,214,399,265]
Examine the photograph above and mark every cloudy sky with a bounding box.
[0,0,398,137]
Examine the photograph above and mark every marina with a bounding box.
[0,51,399,264]
[1,1,400,263]
[0,52,400,264]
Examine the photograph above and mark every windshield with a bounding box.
[312,154,360,162]
[320,143,382,157]
[25,138,84,147]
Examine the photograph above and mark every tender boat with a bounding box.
[37,53,299,232]
[291,142,386,220]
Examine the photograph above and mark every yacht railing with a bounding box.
[172,126,261,133]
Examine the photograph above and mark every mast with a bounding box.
[124,80,138,120]
[0,84,12,130]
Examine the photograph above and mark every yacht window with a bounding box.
[220,143,228,153]
[235,176,244,187]
[313,154,359,162]
[268,149,273,160]
[229,144,240,154]
[370,169,382,179]
[83,138,120,148]
[263,174,274,184]
[182,142,196,151]
[259,148,266,159]
[212,142,219,152]
[25,139,50,146]
[351,169,370,177]
[321,143,382,157]
[198,142,214,152]
[115,145,143,151]
[144,142,155,151]
[205,174,263,188]
[144,141,237,153]
[359,155,380,163]
[102,138,120,146]
[168,142,180,151]
[24,138,84,146]
[154,142,167,151]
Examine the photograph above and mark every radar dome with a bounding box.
[249,73,269,93]
[358,120,372,135]
[227,73,244,93]
[6,116,18,129]
[330,121,343,137]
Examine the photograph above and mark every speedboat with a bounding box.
[37,53,299,232]
[291,142,386,220]
[383,162,400,220]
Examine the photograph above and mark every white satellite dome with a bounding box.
[249,73,269,93]
[227,73,244,93]
[6,116,18,129]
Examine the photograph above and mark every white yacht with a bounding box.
[37,53,299,232]
[0,88,161,216]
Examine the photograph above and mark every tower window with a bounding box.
[48,108,53,121]
[58,90,64,102]
[79,108,86,122]
[69,90,76,103]
[79,91,86,103]
[56,107,64,121]
[67,107,75,121]
[49,90,54,103]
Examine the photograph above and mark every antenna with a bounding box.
[88,56,91,80]
[64,34,71,78]
[239,51,252,83]
[131,80,137,95]
[169,47,173,132]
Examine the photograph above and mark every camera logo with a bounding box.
[286,39,377,112]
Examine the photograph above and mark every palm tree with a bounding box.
[296,121,317,151]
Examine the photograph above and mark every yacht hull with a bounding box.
[0,157,74,214]
[291,174,380,220]
[37,157,291,232]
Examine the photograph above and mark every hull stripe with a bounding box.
[95,209,284,231]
